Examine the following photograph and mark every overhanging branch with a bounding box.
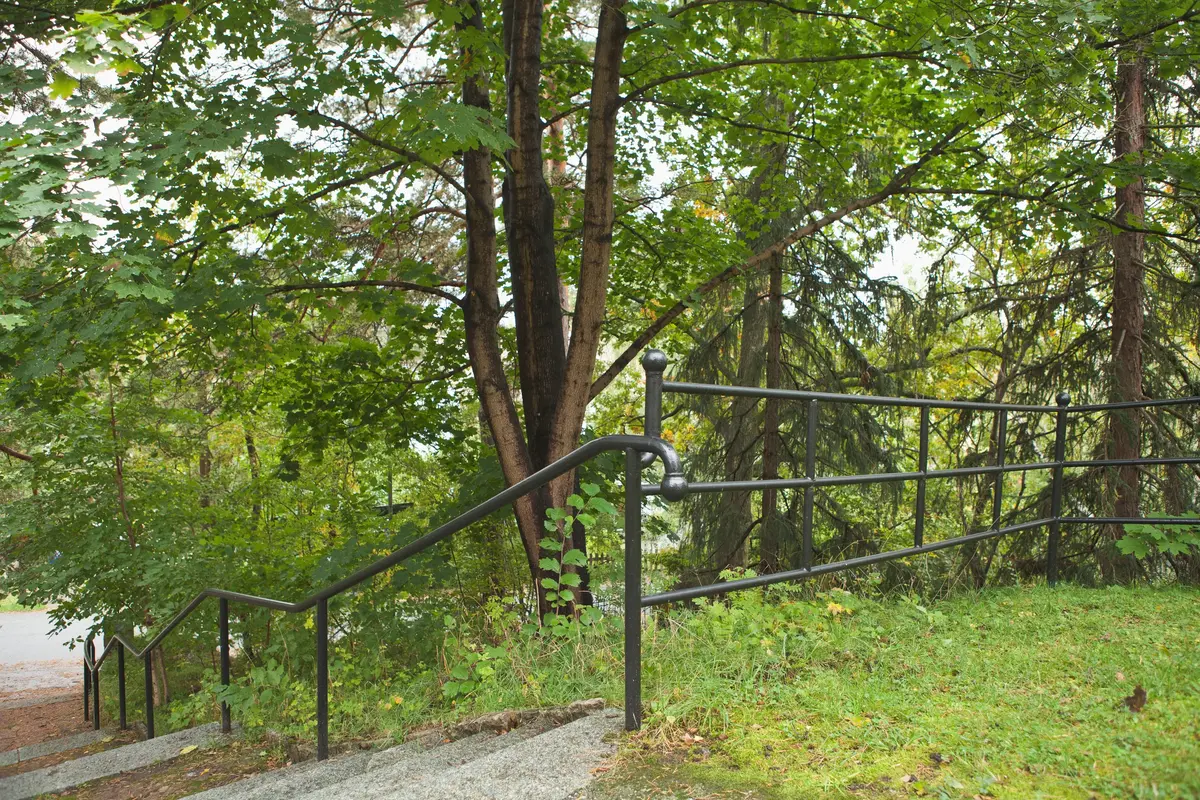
[1,443,34,462]
[590,121,970,398]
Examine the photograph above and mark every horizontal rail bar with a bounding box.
[643,454,1200,497]
[665,382,1200,415]
[644,460,1059,496]
[87,434,686,668]
[642,518,1054,606]
[1062,456,1200,469]
[1060,517,1199,525]
[664,381,1059,412]
[1070,397,1200,412]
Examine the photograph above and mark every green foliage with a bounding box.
[540,483,618,618]
[1118,515,1200,559]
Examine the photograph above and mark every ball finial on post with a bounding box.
[642,349,667,374]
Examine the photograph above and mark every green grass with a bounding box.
[98,584,1199,799]
[0,594,45,611]
[589,584,1200,800]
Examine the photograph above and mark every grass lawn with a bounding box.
[590,584,1200,800]
[0,594,45,612]
[103,583,1197,800]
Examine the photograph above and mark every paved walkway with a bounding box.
[0,611,93,700]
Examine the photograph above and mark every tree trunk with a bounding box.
[503,0,566,471]
[759,251,785,573]
[1104,46,1146,584]
[198,441,212,508]
[245,431,261,528]
[459,0,552,617]
[714,275,768,573]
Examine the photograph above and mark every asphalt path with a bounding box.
[0,611,93,698]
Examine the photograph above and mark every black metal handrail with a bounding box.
[82,433,687,758]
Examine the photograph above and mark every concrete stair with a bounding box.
[0,721,231,800]
[0,708,622,800]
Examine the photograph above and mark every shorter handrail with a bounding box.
[82,433,686,756]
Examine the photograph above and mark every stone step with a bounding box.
[0,728,113,767]
[0,722,232,800]
[183,749,376,800]
[298,721,554,800]
[372,709,622,800]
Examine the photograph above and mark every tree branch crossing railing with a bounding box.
[83,350,1200,750]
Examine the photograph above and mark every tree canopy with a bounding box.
[1,0,1199,638]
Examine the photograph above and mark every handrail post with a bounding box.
[915,406,930,547]
[144,650,155,739]
[624,448,643,731]
[992,409,1007,531]
[802,399,818,569]
[90,638,100,730]
[316,597,329,761]
[117,644,127,730]
[640,350,667,466]
[219,598,231,734]
[83,642,91,723]
[1048,391,1071,586]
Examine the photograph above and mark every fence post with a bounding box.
[915,406,930,547]
[117,644,127,730]
[624,448,643,731]
[316,597,329,761]
[641,350,667,465]
[802,399,818,569]
[144,650,155,739]
[992,409,1007,531]
[1048,391,1070,586]
[219,598,231,734]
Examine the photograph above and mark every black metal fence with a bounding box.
[82,349,1200,749]
[619,350,1200,728]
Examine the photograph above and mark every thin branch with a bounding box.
[621,50,936,106]
[306,110,471,199]
[172,159,411,252]
[898,187,1200,243]
[266,279,463,306]
[0,443,34,462]
[628,0,902,35]
[1095,3,1199,50]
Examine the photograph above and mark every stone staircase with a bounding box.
[0,705,622,800]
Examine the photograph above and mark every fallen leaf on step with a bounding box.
[179,745,198,755]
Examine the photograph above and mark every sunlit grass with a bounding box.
[589,584,1200,799]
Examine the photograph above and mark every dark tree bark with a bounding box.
[460,0,552,617]
[1104,46,1147,583]
[709,274,768,574]
[503,0,567,470]
[759,251,785,573]
[245,432,262,527]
